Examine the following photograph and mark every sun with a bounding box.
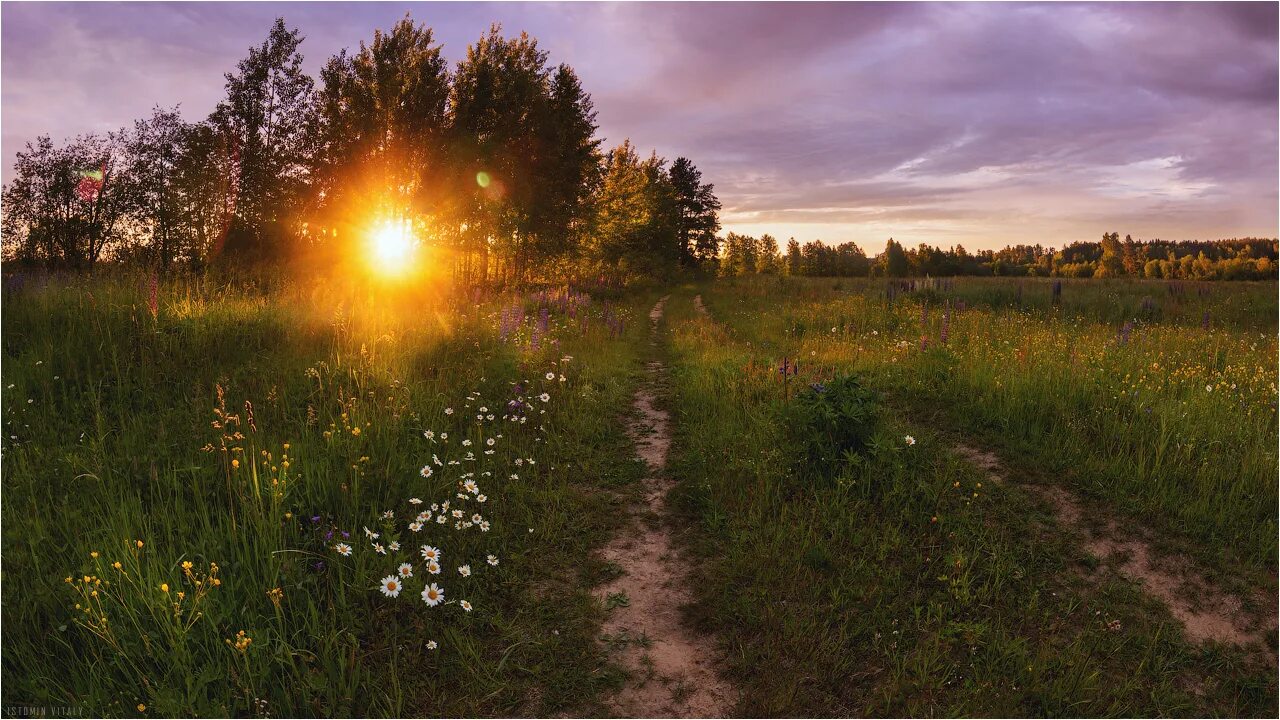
[368,218,417,276]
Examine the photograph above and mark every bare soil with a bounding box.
[595,296,734,718]
[955,441,1277,657]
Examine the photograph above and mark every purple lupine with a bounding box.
[1119,320,1133,345]
[1051,280,1062,306]
[919,335,929,351]
[1202,311,1210,330]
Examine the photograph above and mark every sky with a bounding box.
[2,1,1276,251]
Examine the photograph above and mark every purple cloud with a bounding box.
[2,1,1274,250]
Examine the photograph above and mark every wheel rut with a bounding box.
[595,295,734,718]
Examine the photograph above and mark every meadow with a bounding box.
[1,272,1277,717]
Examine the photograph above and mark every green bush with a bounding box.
[790,373,879,472]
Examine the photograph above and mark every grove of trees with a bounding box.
[1,17,723,286]
[722,234,1278,282]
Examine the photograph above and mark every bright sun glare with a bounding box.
[369,218,416,276]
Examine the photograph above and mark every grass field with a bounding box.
[2,272,1276,717]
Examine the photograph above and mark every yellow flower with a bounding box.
[231,459,240,469]
[212,578,221,587]
[137,704,146,713]
[136,540,144,549]
[351,427,361,436]
[90,551,99,559]
[283,443,290,450]
[181,561,193,572]
[113,561,122,570]
[160,583,169,593]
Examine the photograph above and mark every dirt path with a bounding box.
[595,295,734,718]
[953,443,1277,659]
[692,294,709,318]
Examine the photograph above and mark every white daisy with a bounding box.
[539,393,550,402]
[546,372,555,380]
[409,522,423,532]
[388,541,401,552]
[426,640,438,650]
[420,465,434,478]
[904,435,916,446]
[334,543,352,556]
[436,515,447,524]
[381,510,395,520]
[428,561,441,574]
[486,438,495,446]
[471,513,483,523]
[462,439,472,447]
[398,563,413,578]
[379,576,402,598]
[458,564,471,577]
[444,408,454,415]
[409,497,423,505]
[476,494,487,503]
[416,511,430,522]
[451,509,464,519]
[422,583,444,606]
[479,521,491,532]
[460,600,472,612]
[420,545,441,562]
[423,430,435,441]
[373,543,387,554]
[463,480,479,494]
[487,554,499,566]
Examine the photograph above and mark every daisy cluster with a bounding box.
[328,369,565,650]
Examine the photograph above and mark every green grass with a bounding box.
[1,272,654,716]
[662,280,1277,716]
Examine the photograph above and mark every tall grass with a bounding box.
[2,272,653,716]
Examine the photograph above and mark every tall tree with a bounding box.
[211,18,315,261]
[668,157,721,267]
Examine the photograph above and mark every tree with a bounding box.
[592,140,679,279]
[1,132,127,270]
[120,106,189,268]
[1096,231,1125,277]
[883,238,909,277]
[785,237,803,276]
[211,17,315,262]
[668,157,721,267]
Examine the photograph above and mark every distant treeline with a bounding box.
[1,17,722,285]
[720,233,1279,281]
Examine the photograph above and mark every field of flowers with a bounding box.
[1,273,656,716]
[663,277,1277,716]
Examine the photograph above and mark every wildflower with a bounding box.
[181,560,193,572]
[334,543,352,556]
[904,435,916,446]
[420,465,434,478]
[382,510,395,520]
[267,587,284,607]
[486,438,495,446]
[422,583,444,606]
[445,408,453,415]
[463,480,479,494]
[137,704,146,712]
[421,545,442,562]
[352,427,361,436]
[388,541,401,552]
[479,521,490,532]
[409,497,422,505]
[409,522,423,532]
[423,430,435,441]
[398,563,413,578]
[160,583,169,593]
[487,554,499,566]
[379,576,402,598]
[462,439,472,447]
[416,511,430,522]
[228,630,252,652]
[90,551,99,559]
[113,561,123,570]
[476,494,487,503]
[452,509,464,519]
[1206,384,1213,392]
[539,393,550,403]
[363,526,378,539]
[458,564,471,577]
[427,640,438,650]
[460,600,472,612]
[232,459,240,469]
[428,561,441,574]
[373,543,386,555]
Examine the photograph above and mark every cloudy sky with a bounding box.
[2,2,1276,250]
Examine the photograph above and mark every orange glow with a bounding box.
[367,217,418,278]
